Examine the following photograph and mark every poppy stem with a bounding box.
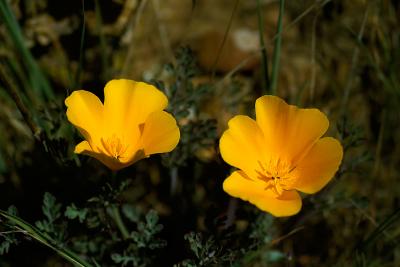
[109,171,130,240]
[170,167,179,196]
[110,205,130,240]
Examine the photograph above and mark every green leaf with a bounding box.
[42,192,62,223]
[130,210,166,250]
[122,204,140,223]
[263,250,286,263]
[34,192,66,244]
[111,253,138,267]
[65,204,88,223]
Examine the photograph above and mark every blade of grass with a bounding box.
[269,0,285,95]
[218,0,331,87]
[309,11,319,102]
[94,0,109,82]
[210,0,240,80]
[0,0,54,101]
[0,62,42,139]
[356,207,400,252]
[339,4,369,117]
[191,0,197,11]
[121,0,149,76]
[372,110,385,176]
[0,210,93,267]
[151,0,176,65]
[73,0,86,89]
[256,0,270,94]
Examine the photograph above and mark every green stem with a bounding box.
[110,205,130,240]
[210,0,240,80]
[270,0,285,95]
[256,0,270,94]
[94,0,109,81]
[110,171,130,240]
[0,210,93,267]
[74,0,86,89]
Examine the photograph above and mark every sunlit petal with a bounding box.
[223,171,302,217]
[219,115,267,178]
[65,90,103,144]
[140,111,180,155]
[66,79,179,170]
[255,95,329,165]
[292,137,343,194]
[74,140,123,170]
[103,79,168,144]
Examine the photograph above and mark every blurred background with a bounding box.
[0,0,399,266]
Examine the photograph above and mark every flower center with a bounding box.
[101,134,128,160]
[255,159,296,196]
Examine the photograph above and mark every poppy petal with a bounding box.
[74,141,118,170]
[223,171,302,217]
[103,79,168,144]
[292,137,343,194]
[65,90,103,144]
[255,95,329,165]
[219,115,267,179]
[75,140,133,170]
[140,111,180,155]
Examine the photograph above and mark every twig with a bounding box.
[270,226,304,245]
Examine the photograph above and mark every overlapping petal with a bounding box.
[74,140,124,170]
[219,115,267,178]
[255,95,329,165]
[223,171,302,217]
[103,79,168,147]
[140,111,180,155]
[65,90,104,144]
[292,137,343,194]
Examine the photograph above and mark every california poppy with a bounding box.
[65,79,180,170]
[220,95,343,217]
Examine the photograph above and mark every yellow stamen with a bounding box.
[255,159,296,196]
[100,134,128,160]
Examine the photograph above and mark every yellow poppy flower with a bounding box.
[65,79,180,170]
[220,95,343,217]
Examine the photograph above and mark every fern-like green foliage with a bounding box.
[129,210,166,249]
[65,204,88,223]
[153,47,217,168]
[35,192,65,243]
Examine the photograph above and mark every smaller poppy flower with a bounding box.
[220,95,343,217]
[65,79,180,170]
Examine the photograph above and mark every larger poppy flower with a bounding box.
[220,95,343,217]
[65,79,180,170]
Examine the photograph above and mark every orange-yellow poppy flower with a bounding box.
[220,95,343,217]
[65,79,180,170]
